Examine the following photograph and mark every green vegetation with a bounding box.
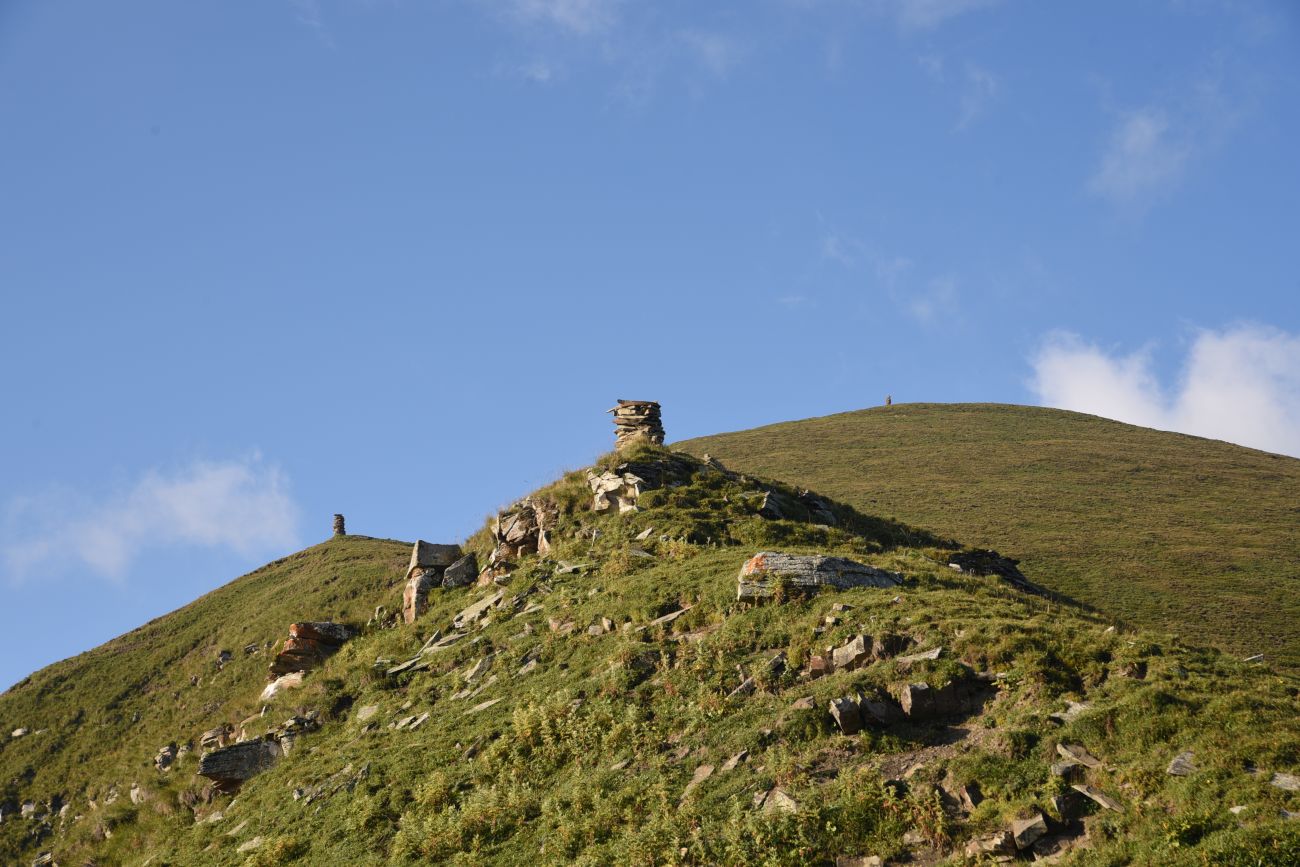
[679,403,1300,671]
[2,439,1297,865]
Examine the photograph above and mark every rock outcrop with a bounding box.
[487,499,556,574]
[947,549,1041,594]
[402,541,463,623]
[608,399,664,449]
[737,552,902,601]
[197,740,281,793]
[269,622,353,676]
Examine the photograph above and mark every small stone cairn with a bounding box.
[608,400,664,449]
[333,514,346,536]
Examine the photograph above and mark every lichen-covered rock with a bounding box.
[408,540,462,578]
[737,552,902,601]
[442,553,478,588]
[197,740,281,792]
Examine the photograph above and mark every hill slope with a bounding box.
[678,403,1300,670]
[2,442,1298,865]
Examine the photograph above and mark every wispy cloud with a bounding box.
[678,30,745,77]
[2,456,301,583]
[505,0,620,35]
[288,0,334,47]
[892,0,999,31]
[1087,37,1259,212]
[1087,109,1190,208]
[820,230,958,324]
[956,63,998,129]
[1030,325,1300,457]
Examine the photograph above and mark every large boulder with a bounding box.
[197,740,281,792]
[408,541,462,578]
[896,681,971,720]
[442,553,478,588]
[269,622,353,676]
[737,552,902,601]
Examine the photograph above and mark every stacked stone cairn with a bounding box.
[333,513,346,536]
[403,541,477,623]
[608,399,664,449]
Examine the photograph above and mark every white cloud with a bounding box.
[893,0,998,31]
[1030,325,1300,457]
[288,0,334,47]
[3,456,301,583]
[506,0,619,35]
[956,63,998,129]
[518,59,558,83]
[1088,109,1190,207]
[679,30,744,77]
[906,275,959,322]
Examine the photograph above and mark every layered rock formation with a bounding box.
[736,552,902,601]
[268,621,353,676]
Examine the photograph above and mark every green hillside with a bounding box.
[679,403,1300,671]
[2,442,1298,865]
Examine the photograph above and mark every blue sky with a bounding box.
[2,0,1298,689]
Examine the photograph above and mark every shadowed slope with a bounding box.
[678,403,1300,670]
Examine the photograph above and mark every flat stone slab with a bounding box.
[409,540,462,575]
[737,552,901,601]
[1057,742,1103,769]
[454,590,505,629]
[1272,772,1300,791]
[1072,784,1123,812]
[198,740,281,784]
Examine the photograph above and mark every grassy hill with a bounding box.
[1,440,1298,865]
[678,403,1300,671]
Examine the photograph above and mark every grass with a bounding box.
[677,403,1300,671]
[2,442,1297,865]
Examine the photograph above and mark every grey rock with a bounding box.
[355,705,378,723]
[454,590,505,629]
[408,540,462,576]
[737,552,901,601]
[755,787,798,814]
[197,740,281,789]
[896,646,943,666]
[1167,750,1196,776]
[1272,772,1300,792]
[721,749,749,772]
[1072,784,1123,812]
[831,635,871,671]
[898,681,963,719]
[1049,700,1092,724]
[829,697,863,735]
[1010,813,1047,849]
[403,569,439,625]
[1057,743,1103,769]
[681,764,714,800]
[442,553,478,588]
[964,830,1015,858]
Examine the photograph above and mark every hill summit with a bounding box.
[2,405,1298,866]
